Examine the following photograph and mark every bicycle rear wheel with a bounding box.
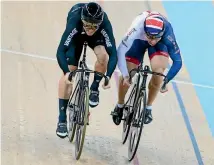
[128,90,147,161]
[75,87,89,160]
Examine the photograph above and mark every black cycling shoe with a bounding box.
[56,122,68,138]
[89,90,99,108]
[144,109,153,124]
[111,105,124,125]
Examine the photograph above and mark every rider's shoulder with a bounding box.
[69,3,85,13]
[100,11,113,29]
[67,3,85,19]
[66,3,84,26]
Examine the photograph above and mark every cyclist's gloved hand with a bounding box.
[160,78,168,93]
[102,76,111,89]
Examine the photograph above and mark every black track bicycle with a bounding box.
[116,62,167,161]
[67,41,109,160]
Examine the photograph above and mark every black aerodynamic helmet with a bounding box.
[81,2,104,25]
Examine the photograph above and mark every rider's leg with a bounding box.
[89,45,109,107]
[56,65,77,138]
[91,45,108,90]
[147,56,168,106]
[56,43,83,138]
[112,40,148,125]
[117,62,138,105]
[117,40,148,107]
[112,61,139,125]
[58,65,77,123]
[144,43,169,124]
[57,43,83,122]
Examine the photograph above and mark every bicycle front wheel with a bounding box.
[122,73,141,144]
[68,105,77,143]
[128,90,147,161]
[68,80,81,143]
[122,84,138,144]
[75,87,89,160]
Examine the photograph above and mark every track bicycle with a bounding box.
[113,62,167,161]
[67,41,109,160]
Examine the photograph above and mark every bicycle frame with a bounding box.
[68,42,89,109]
[121,62,167,161]
[79,42,90,88]
[129,62,167,99]
[67,41,109,121]
[68,41,109,86]
[127,62,166,123]
[67,41,110,160]
[124,63,147,112]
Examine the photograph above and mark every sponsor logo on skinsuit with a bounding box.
[64,28,78,46]
[101,29,112,47]
[167,35,180,53]
[124,28,137,42]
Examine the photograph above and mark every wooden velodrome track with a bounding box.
[1,1,214,165]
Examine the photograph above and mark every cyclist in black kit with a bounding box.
[56,2,117,138]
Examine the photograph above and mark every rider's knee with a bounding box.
[59,65,77,85]
[97,57,108,66]
[152,67,165,74]
[68,65,77,72]
[148,79,161,90]
[148,68,164,90]
[150,55,168,69]
[127,61,139,78]
[97,52,109,66]
[94,45,109,66]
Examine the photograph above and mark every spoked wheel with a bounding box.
[68,104,77,143]
[75,87,89,160]
[128,90,147,161]
[122,107,131,144]
[122,85,137,144]
[68,80,81,143]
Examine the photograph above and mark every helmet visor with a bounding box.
[145,30,164,39]
[82,20,100,30]
[81,14,103,25]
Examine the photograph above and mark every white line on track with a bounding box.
[1,48,214,90]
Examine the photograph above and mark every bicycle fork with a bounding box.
[131,69,149,128]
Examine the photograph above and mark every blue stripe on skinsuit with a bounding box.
[163,1,214,136]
